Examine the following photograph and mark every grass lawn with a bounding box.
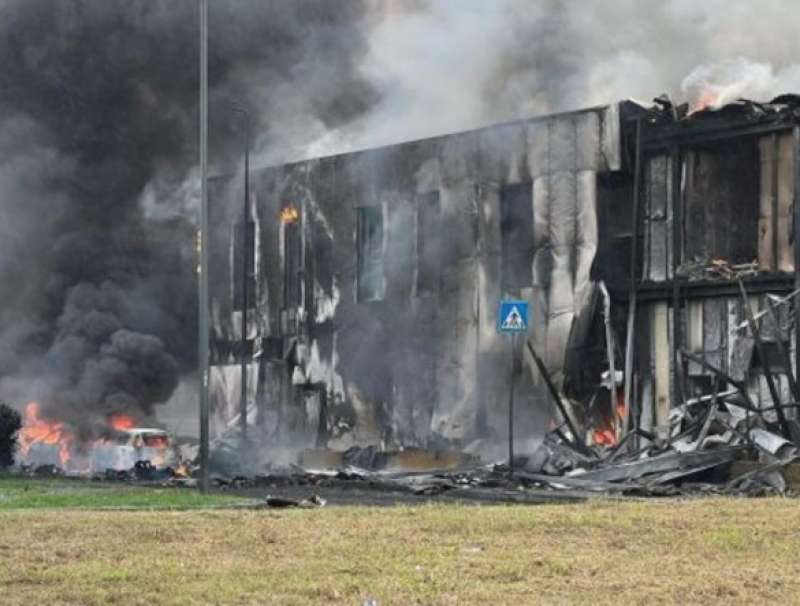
[0,474,251,510]
[1,482,800,605]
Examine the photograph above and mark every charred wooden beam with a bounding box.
[615,275,795,303]
[679,350,757,409]
[794,125,800,390]
[526,342,591,456]
[598,282,619,438]
[642,122,794,151]
[772,133,780,272]
[765,297,800,403]
[693,376,720,448]
[738,281,792,438]
[670,145,685,407]
[622,117,643,438]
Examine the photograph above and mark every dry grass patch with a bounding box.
[2,498,800,604]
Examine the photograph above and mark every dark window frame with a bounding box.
[283,219,303,309]
[233,220,256,311]
[415,191,441,297]
[356,205,385,302]
[500,182,534,292]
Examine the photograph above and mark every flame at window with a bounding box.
[280,205,300,224]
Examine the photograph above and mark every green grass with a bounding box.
[0,475,250,510]
[2,476,799,603]
[2,495,800,604]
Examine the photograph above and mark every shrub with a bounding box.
[0,403,22,469]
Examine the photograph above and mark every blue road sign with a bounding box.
[498,300,529,333]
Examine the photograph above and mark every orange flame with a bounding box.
[18,404,145,470]
[173,460,191,478]
[691,89,720,114]
[18,402,73,467]
[279,205,299,224]
[108,413,136,431]
[593,427,617,447]
[592,392,627,447]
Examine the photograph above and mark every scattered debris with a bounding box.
[677,258,759,281]
[31,464,64,477]
[14,281,800,503]
[263,494,326,509]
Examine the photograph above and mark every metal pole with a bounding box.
[198,0,210,493]
[508,333,516,474]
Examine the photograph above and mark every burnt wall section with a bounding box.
[527,111,615,388]
[636,294,797,438]
[631,111,798,431]
[594,173,636,290]
[209,106,621,454]
[684,141,759,265]
[641,133,796,284]
[642,155,673,282]
[207,174,264,440]
[758,132,795,272]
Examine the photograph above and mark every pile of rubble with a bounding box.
[510,412,795,497]
[677,258,759,281]
[19,279,800,502]
[511,285,800,498]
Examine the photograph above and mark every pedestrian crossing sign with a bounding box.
[498,300,529,333]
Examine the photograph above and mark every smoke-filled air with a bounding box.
[1,0,799,436]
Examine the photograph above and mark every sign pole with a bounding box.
[498,299,528,476]
[508,333,516,475]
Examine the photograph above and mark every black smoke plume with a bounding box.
[2,0,798,438]
[0,0,373,432]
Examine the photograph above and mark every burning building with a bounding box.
[207,94,800,468]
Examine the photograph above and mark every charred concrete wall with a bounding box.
[209,105,621,454]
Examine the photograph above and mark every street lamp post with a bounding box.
[198,0,210,493]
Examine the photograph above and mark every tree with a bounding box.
[0,403,22,469]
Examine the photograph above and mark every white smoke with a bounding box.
[262,0,800,163]
[682,58,800,109]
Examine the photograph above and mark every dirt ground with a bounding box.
[2,497,800,605]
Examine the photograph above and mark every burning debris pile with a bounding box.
[512,284,800,497]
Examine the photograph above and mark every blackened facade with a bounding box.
[208,95,800,462]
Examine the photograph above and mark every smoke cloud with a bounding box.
[0,0,373,432]
[1,0,799,435]
[296,0,800,160]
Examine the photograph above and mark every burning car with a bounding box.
[90,428,180,472]
[17,402,179,473]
